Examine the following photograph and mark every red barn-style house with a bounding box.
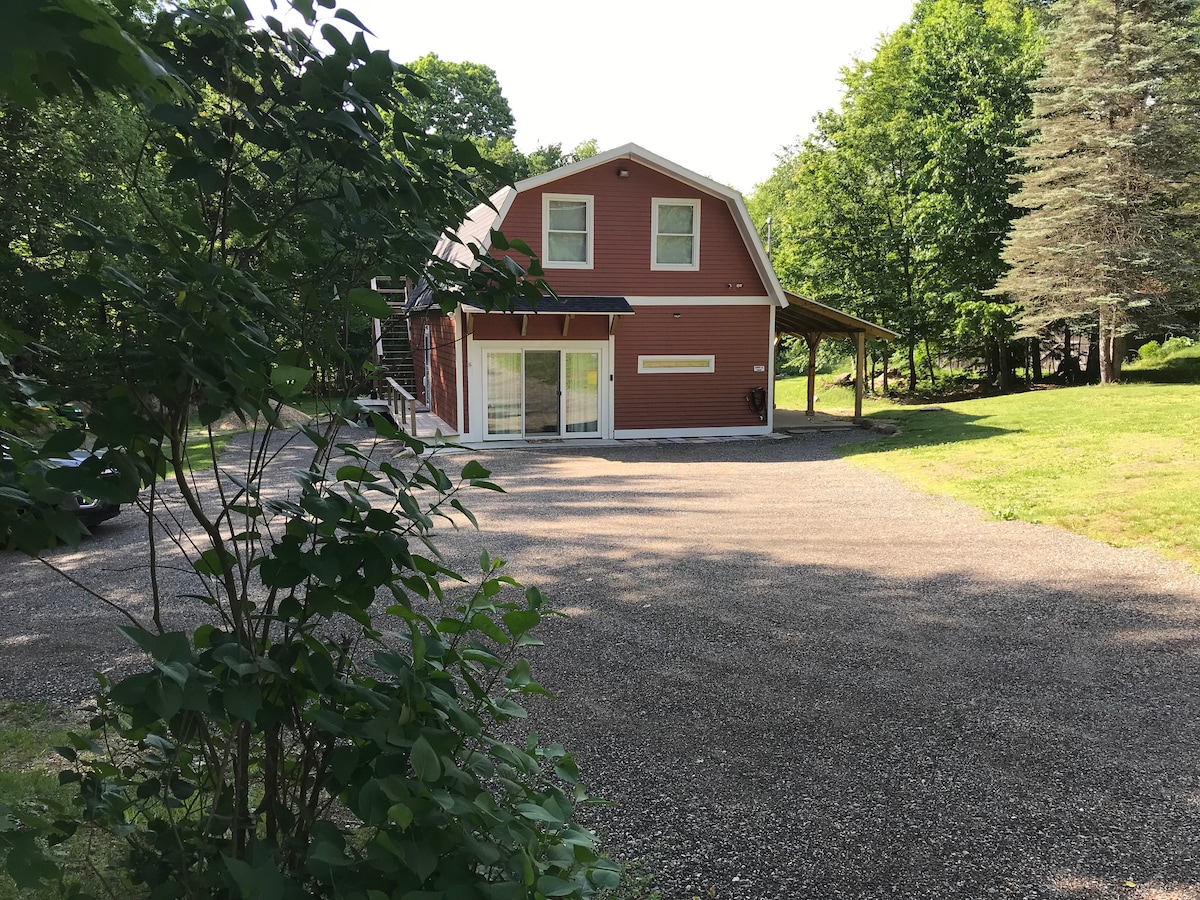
[402,143,789,443]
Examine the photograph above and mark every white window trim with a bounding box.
[650,198,701,272]
[542,193,594,269]
[637,354,715,374]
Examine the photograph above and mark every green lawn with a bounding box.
[180,398,334,472]
[1123,344,1200,383]
[773,375,896,417]
[788,380,1200,569]
[0,703,75,900]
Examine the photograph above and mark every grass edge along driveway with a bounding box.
[825,382,1200,571]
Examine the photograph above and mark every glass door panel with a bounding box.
[564,352,599,433]
[486,352,522,435]
[523,350,561,435]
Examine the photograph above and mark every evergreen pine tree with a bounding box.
[996,0,1200,382]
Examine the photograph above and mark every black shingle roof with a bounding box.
[460,296,633,315]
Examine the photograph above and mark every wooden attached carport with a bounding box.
[776,291,899,419]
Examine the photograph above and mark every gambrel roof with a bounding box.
[407,143,787,313]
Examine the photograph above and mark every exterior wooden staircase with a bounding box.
[369,278,418,399]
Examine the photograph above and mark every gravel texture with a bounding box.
[2,431,1199,899]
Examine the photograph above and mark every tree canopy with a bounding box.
[750,0,1043,390]
[995,0,1200,382]
[404,52,516,142]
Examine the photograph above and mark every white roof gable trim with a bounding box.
[512,143,787,308]
[432,185,517,270]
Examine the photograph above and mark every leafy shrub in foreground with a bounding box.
[0,0,614,896]
[11,426,616,899]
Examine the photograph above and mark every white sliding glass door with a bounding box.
[478,344,607,440]
[486,352,522,435]
[564,352,599,433]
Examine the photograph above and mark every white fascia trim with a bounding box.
[650,198,701,272]
[625,296,774,306]
[766,305,776,432]
[614,425,773,439]
[541,193,594,269]
[455,307,466,437]
[607,332,616,440]
[491,186,518,237]
[437,186,516,270]
[728,192,788,308]
[515,143,646,192]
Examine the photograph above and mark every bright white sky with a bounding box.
[344,0,917,196]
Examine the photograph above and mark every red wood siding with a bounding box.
[496,160,766,297]
[614,305,771,430]
[471,313,610,341]
[408,312,458,431]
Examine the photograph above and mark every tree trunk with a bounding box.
[1098,313,1125,383]
[998,340,1011,390]
[985,338,999,380]
[1085,324,1101,383]
[907,341,917,392]
[1031,337,1043,381]
[923,336,937,390]
[882,345,890,395]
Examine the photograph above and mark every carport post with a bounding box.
[806,332,820,417]
[854,331,866,419]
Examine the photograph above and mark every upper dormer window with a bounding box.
[543,194,594,268]
[651,198,701,271]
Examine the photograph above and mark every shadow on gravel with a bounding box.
[427,441,1200,900]
[838,408,1017,459]
[513,554,1200,900]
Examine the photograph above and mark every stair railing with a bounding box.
[383,375,419,436]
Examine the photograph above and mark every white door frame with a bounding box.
[469,340,612,441]
[422,323,433,408]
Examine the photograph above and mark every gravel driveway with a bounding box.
[2,431,1199,899]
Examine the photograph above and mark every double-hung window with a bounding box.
[651,198,700,271]
[543,194,594,268]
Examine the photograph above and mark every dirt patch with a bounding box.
[208,403,312,432]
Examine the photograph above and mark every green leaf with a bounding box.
[0,829,60,888]
[502,609,540,640]
[347,287,392,318]
[553,755,580,783]
[516,802,562,824]
[410,736,441,782]
[336,464,377,483]
[460,460,490,480]
[223,683,262,722]
[271,365,313,399]
[146,677,183,720]
[387,802,413,828]
[41,428,86,457]
[192,547,235,578]
[119,626,193,665]
[333,8,370,30]
[535,875,577,896]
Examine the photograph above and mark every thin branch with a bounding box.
[34,556,147,631]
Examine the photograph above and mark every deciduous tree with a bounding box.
[751,0,1042,389]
